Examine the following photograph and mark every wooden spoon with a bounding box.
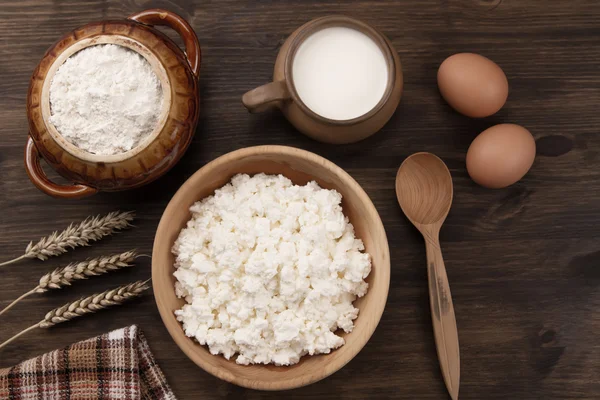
[395,152,460,400]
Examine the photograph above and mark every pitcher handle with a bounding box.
[242,81,290,113]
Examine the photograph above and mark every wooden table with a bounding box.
[1,1,599,398]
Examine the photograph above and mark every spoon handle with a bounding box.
[425,236,460,400]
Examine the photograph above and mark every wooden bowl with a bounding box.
[152,145,390,390]
[25,9,200,198]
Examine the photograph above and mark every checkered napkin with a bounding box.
[0,325,176,400]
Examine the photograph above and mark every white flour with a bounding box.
[49,44,164,155]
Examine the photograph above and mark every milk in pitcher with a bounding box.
[292,26,389,121]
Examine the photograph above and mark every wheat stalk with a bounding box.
[0,280,150,351]
[0,211,135,267]
[0,250,141,316]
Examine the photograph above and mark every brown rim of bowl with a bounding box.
[152,145,391,390]
[40,35,172,164]
[284,15,396,126]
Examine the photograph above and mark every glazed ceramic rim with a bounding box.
[40,35,172,164]
[152,145,391,390]
[284,15,396,126]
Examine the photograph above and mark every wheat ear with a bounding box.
[0,211,135,267]
[0,280,150,351]
[0,250,140,316]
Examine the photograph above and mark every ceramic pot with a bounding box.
[26,9,201,199]
[242,16,403,144]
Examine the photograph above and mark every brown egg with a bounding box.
[437,53,509,118]
[466,124,536,189]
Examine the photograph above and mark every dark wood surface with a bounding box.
[1,0,599,398]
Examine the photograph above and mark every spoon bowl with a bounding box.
[395,152,460,400]
[396,152,453,227]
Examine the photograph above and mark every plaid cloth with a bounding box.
[0,325,176,400]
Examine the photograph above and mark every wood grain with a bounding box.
[1,0,599,399]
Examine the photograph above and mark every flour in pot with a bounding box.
[49,44,164,155]
[172,173,372,366]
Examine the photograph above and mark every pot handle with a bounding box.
[129,9,201,78]
[242,81,290,113]
[25,137,98,199]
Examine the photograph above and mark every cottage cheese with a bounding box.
[173,173,371,366]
